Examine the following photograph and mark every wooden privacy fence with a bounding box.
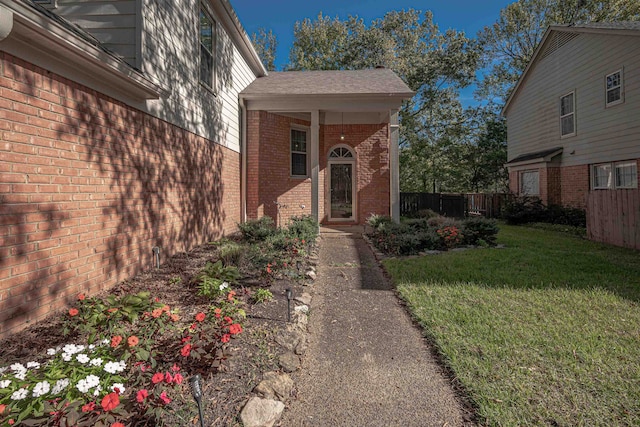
[400,193,466,218]
[467,193,511,218]
[587,189,640,250]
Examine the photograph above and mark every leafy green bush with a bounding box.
[462,217,499,245]
[252,288,273,304]
[366,213,392,229]
[195,261,240,300]
[218,242,243,266]
[238,217,277,243]
[502,196,586,227]
[286,215,318,243]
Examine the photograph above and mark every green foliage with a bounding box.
[366,213,392,229]
[168,276,182,285]
[462,217,499,245]
[502,196,586,227]
[252,288,274,304]
[195,261,240,300]
[286,215,318,243]
[238,216,277,243]
[251,28,278,71]
[218,242,244,266]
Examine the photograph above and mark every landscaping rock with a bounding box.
[306,270,317,280]
[278,352,301,372]
[253,371,294,401]
[294,292,312,306]
[240,396,285,427]
[275,327,305,353]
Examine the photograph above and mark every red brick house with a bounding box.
[0,0,412,336]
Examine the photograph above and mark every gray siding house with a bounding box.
[503,22,640,210]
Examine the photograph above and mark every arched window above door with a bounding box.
[329,146,353,158]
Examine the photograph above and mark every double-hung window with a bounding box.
[291,128,308,177]
[199,7,216,90]
[560,92,575,137]
[605,70,623,107]
[591,161,637,189]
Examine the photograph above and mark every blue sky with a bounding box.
[230,0,514,71]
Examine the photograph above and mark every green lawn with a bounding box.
[384,225,640,426]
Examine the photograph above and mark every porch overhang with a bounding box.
[239,69,414,225]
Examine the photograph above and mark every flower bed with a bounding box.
[0,215,318,426]
[366,213,498,256]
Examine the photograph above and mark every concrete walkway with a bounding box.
[279,230,472,426]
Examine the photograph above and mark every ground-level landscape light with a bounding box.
[286,288,293,322]
[189,374,205,427]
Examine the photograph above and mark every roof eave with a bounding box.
[0,1,163,100]
[506,148,563,167]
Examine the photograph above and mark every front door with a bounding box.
[329,163,354,220]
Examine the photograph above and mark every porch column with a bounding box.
[310,110,320,224]
[389,109,400,223]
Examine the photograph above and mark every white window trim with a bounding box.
[560,91,576,138]
[519,170,540,196]
[290,125,310,179]
[591,161,638,190]
[199,4,217,93]
[605,69,624,108]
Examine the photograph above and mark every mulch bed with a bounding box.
[0,241,313,426]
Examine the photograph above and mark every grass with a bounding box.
[384,225,640,426]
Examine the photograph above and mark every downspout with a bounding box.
[240,96,248,224]
[0,5,14,42]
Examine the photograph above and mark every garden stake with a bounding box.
[286,288,292,322]
[152,246,160,269]
[189,374,205,427]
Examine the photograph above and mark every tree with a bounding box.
[251,28,278,71]
[477,0,640,102]
[288,11,482,192]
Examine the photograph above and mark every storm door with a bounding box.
[328,146,355,221]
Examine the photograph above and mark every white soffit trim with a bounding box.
[240,94,408,113]
[0,1,162,100]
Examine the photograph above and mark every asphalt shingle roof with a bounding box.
[507,147,563,164]
[241,68,414,97]
[558,21,640,31]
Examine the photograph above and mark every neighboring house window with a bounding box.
[591,161,638,189]
[605,70,623,107]
[291,128,308,177]
[520,170,539,195]
[560,92,575,137]
[199,7,216,90]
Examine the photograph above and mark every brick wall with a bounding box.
[560,164,589,209]
[246,111,390,226]
[0,53,240,337]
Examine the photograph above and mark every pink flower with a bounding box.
[164,372,173,384]
[159,391,171,405]
[151,372,164,384]
[136,389,149,403]
[195,312,206,322]
[173,373,184,384]
[101,393,120,412]
[221,334,231,343]
[171,363,180,372]
[229,323,243,335]
[181,343,192,357]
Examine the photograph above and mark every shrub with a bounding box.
[238,217,277,243]
[252,288,273,304]
[462,217,499,245]
[218,242,243,266]
[366,213,392,229]
[286,215,318,243]
[502,196,586,228]
[194,261,240,300]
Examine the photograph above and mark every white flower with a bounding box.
[27,361,40,369]
[0,367,7,374]
[10,363,25,372]
[85,375,100,388]
[89,358,103,367]
[93,384,102,396]
[61,353,72,362]
[47,348,57,356]
[32,381,50,397]
[14,370,27,381]
[104,361,126,374]
[76,354,90,364]
[88,344,96,350]
[51,378,69,395]
[0,380,11,388]
[111,383,125,394]
[11,388,28,400]
[219,282,229,291]
[76,379,90,393]
[62,344,79,355]
[101,339,110,345]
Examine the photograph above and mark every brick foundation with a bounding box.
[0,53,240,337]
